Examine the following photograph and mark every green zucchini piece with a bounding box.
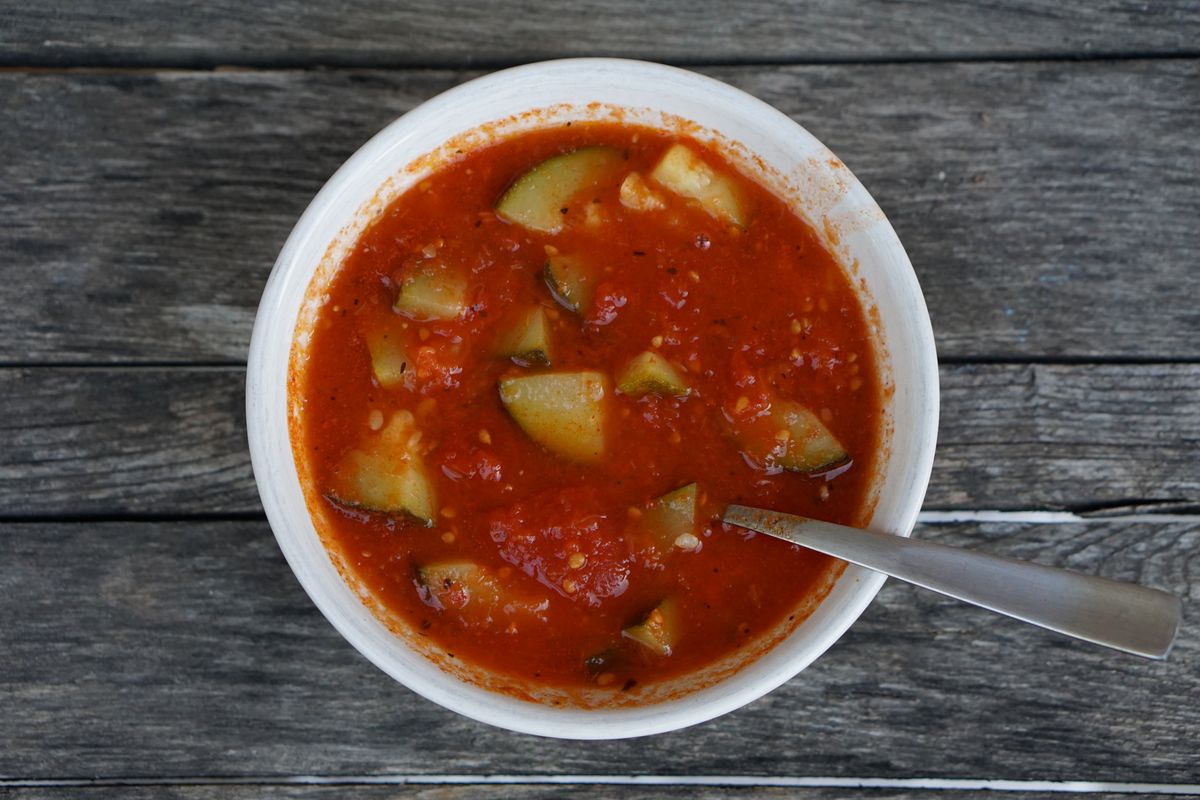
[496,306,552,367]
[329,449,437,524]
[622,598,682,656]
[616,350,690,397]
[498,370,608,462]
[650,143,749,228]
[734,399,849,474]
[496,147,624,234]
[418,561,502,611]
[542,254,595,314]
[641,483,699,551]
[365,330,412,389]
[772,401,849,473]
[327,412,438,524]
[394,263,468,321]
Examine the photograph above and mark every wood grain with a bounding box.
[0,367,258,516]
[0,788,1187,800]
[1,1,1198,67]
[2,364,1196,517]
[0,518,1193,781]
[4,0,1197,790]
[2,62,1197,363]
[935,363,1200,511]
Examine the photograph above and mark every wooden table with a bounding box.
[3,3,1198,797]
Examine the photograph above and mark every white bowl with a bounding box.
[247,58,939,739]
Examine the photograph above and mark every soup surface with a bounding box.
[293,121,881,694]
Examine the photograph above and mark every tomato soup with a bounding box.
[293,122,881,694]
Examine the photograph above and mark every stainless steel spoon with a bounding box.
[723,505,1182,659]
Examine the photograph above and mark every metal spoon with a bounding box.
[723,505,1182,659]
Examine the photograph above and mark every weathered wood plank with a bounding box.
[0,367,258,516]
[1,62,1197,363]
[0,518,1194,781]
[934,363,1200,510]
[0,787,1187,800]
[1,1,1197,66]
[1,364,1196,516]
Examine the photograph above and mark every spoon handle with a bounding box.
[723,505,1182,659]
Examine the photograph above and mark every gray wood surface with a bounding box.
[2,363,1196,517]
[4,2,1198,794]
[2,1,1198,67]
[0,367,257,517]
[3,61,1198,364]
[1,518,1193,781]
[0,788,1187,800]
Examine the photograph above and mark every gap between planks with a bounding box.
[3,775,1199,794]
[2,49,1200,74]
[917,510,1200,524]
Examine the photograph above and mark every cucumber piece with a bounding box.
[733,399,849,474]
[616,350,690,397]
[498,371,608,462]
[417,561,502,611]
[328,448,438,524]
[496,147,624,234]
[394,263,468,321]
[772,401,850,473]
[542,254,595,314]
[650,143,749,228]
[496,306,552,367]
[365,330,412,389]
[418,561,550,621]
[622,598,682,656]
[327,412,438,524]
[641,483,699,551]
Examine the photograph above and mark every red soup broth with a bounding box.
[293,121,881,694]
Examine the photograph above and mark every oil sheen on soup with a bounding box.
[294,121,881,694]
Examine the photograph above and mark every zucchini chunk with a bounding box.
[498,371,608,462]
[496,147,624,234]
[641,483,699,551]
[394,262,468,321]
[616,350,690,397]
[327,412,438,524]
[734,399,849,474]
[330,449,437,524]
[622,598,682,656]
[650,143,749,228]
[496,306,552,367]
[542,254,595,314]
[365,330,412,389]
[417,561,502,611]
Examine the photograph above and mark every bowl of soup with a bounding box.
[247,58,939,738]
